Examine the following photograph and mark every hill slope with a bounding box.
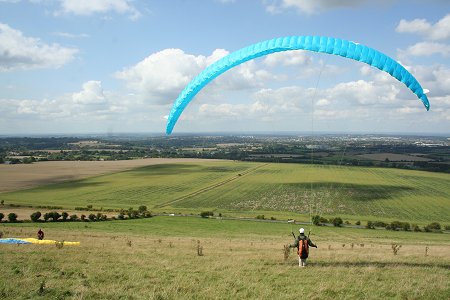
[1,161,449,223]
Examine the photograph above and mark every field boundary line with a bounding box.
[155,163,268,208]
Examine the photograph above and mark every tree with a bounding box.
[0,212,4,222]
[43,212,51,222]
[138,205,147,213]
[30,211,42,222]
[62,212,69,221]
[332,217,343,227]
[8,212,18,222]
[50,211,61,222]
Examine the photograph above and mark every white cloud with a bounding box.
[72,81,107,105]
[115,48,272,105]
[396,14,450,40]
[0,23,78,71]
[316,99,330,107]
[115,49,206,104]
[265,0,372,15]
[327,80,401,107]
[264,50,312,67]
[57,0,141,20]
[409,64,450,97]
[52,31,89,39]
[400,41,450,57]
[1,81,128,121]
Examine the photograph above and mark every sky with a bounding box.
[1,0,449,135]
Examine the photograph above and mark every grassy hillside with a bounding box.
[1,161,449,223]
[1,217,449,299]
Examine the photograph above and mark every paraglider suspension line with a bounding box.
[309,56,327,224]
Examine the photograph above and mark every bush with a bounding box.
[402,222,411,231]
[412,224,421,232]
[142,211,152,218]
[366,221,375,229]
[8,212,18,222]
[30,211,42,222]
[43,212,51,222]
[355,220,361,225]
[332,217,343,227]
[0,212,4,222]
[424,222,442,233]
[127,209,140,219]
[445,225,450,231]
[386,221,410,231]
[50,211,61,222]
[255,215,265,220]
[62,212,69,221]
[312,215,321,226]
[426,222,441,230]
[373,221,387,228]
[138,205,147,213]
[118,213,125,220]
[69,214,79,221]
[200,211,214,218]
[88,214,97,221]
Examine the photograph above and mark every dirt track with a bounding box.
[0,158,219,193]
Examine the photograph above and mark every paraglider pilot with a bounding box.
[37,228,44,240]
[288,228,317,267]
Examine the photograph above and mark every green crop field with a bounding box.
[1,161,450,224]
[1,217,449,299]
[1,162,450,299]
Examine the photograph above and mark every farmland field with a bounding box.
[355,153,432,162]
[1,161,449,299]
[0,217,449,299]
[0,158,219,192]
[1,160,449,224]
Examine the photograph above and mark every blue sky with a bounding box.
[1,0,449,135]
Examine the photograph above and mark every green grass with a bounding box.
[1,217,449,299]
[1,161,449,224]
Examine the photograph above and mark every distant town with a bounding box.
[1,133,449,173]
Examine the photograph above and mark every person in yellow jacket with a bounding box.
[288,228,317,267]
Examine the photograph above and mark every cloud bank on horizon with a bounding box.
[0,0,449,134]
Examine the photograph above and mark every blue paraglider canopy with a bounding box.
[166,36,430,134]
